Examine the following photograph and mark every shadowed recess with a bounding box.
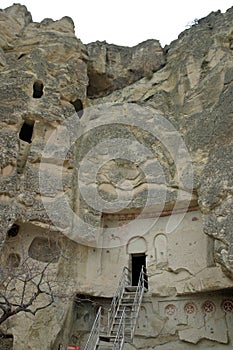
[19,120,34,143]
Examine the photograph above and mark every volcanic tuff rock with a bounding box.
[87,39,165,97]
[0,4,88,245]
[89,8,233,276]
[0,3,233,350]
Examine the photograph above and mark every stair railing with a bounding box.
[84,266,145,349]
[84,306,102,350]
[130,266,146,340]
[112,307,126,350]
[108,267,131,333]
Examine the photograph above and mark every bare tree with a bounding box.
[0,257,58,326]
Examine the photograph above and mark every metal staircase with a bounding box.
[84,266,146,350]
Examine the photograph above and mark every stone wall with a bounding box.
[0,3,233,350]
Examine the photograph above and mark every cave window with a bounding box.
[19,120,34,144]
[70,98,83,117]
[33,81,44,98]
[7,224,20,237]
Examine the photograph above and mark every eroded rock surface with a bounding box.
[89,7,233,276]
[0,3,233,350]
[0,4,88,249]
[87,39,165,97]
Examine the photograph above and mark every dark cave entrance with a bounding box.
[33,81,44,98]
[7,223,20,237]
[70,98,83,117]
[131,253,148,290]
[19,121,34,144]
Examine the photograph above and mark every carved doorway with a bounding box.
[131,253,148,290]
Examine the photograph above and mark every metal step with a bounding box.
[112,322,132,328]
[118,304,133,308]
[121,296,135,301]
[96,342,113,350]
[112,321,133,327]
[125,286,138,292]
[113,316,134,321]
[97,335,123,349]
[99,335,115,342]
[111,329,131,335]
[118,306,132,311]
[121,298,135,302]
[110,330,131,336]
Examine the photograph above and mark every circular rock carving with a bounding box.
[221,299,233,313]
[202,300,215,313]
[184,302,197,314]
[165,304,177,316]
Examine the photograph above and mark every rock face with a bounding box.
[87,39,165,97]
[0,4,88,246]
[0,3,233,350]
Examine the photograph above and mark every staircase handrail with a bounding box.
[130,266,146,339]
[84,306,102,350]
[84,266,145,349]
[108,267,131,332]
[112,307,126,350]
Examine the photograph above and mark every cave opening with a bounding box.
[33,81,44,98]
[131,253,148,290]
[19,120,34,144]
[7,224,20,237]
[70,99,83,117]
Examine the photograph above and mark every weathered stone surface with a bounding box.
[87,39,165,97]
[0,4,32,49]
[0,4,88,250]
[88,7,233,276]
[0,3,233,350]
